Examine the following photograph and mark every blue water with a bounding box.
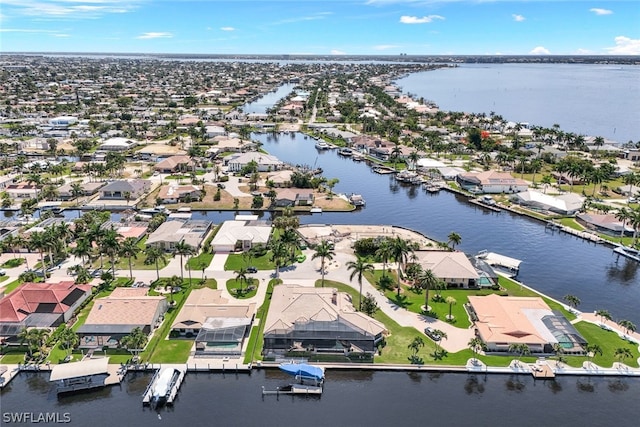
[396,63,640,144]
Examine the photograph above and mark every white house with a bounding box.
[457,171,528,194]
[210,215,272,252]
[225,152,284,172]
[511,190,584,215]
[98,137,137,152]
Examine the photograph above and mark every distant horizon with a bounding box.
[2,1,639,56]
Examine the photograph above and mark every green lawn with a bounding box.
[1,257,25,268]
[224,251,275,271]
[2,279,23,294]
[0,275,9,284]
[187,252,214,271]
[148,339,193,364]
[243,279,279,364]
[226,278,258,299]
[563,322,640,368]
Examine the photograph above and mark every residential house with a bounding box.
[210,215,271,252]
[171,288,255,356]
[98,137,137,152]
[511,190,585,215]
[76,287,167,349]
[262,285,387,358]
[56,181,105,201]
[100,220,149,241]
[468,294,586,354]
[154,155,195,174]
[99,179,151,201]
[146,219,212,252]
[576,213,633,237]
[274,188,315,207]
[157,184,202,204]
[457,171,529,194]
[225,152,283,172]
[5,183,40,200]
[413,250,479,288]
[266,170,294,187]
[0,282,92,342]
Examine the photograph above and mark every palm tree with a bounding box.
[375,238,394,277]
[119,237,139,280]
[408,336,425,364]
[613,347,633,365]
[312,240,335,288]
[71,182,84,206]
[268,239,289,278]
[346,256,374,311]
[173,241,195,282]
[120,327,148,359]
[416,268,438,312]
[552,343,566,367]
[99,228,120,275]
[563,294,581,310]
[390,236,414,295]
[71,237,92,265]
[447,232,462,250]
[144,246,167,282]
[56,325,79,358]
[468,337,486,363]
[615,207,632,242]
[234,267,248,295]
[28,231,49,277]
[432,329,447,355]
[508,343,530,362]
[165,275,182,305]
[585,343,602,367]
[617,320,636,335]
[445,296,457,321]
[595,309,612,324]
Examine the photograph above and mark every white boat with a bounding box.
[315,141,331,150]
[349,194,366,207]
[476,250,522,277]
[310,206,323,214]
[338,147,353,156]
[151,368,179,404]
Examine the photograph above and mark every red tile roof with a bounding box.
[0,282,92,323]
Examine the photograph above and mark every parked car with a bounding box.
[217,183,226,189]
[0,268,6,276]
[247,266,258,273]
[424,327,441,341]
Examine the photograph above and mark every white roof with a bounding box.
[417,158,446,168]
[515,190,584,213]
[49,357,109,381]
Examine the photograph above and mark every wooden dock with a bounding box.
[531,364,555,379]
[468,198,502,212]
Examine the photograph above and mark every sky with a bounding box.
[1,0,639,55]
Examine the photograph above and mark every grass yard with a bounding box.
[243,279,279,364]
[563,322,640,368]
[187,252,214,271]
[224,251,275,271]
[226,278,259,299]
[1,279,22,294]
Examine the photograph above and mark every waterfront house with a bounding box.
[457,171,528,194]
[146,219,212,252]
[56,181,105,201]
[274,188,315,207]
[154,155,195,174]
[76,287,166,349]
[262,285,387,358]
[266,170,294,187]
[210,215,271,252]
[468,294,586,354]
[576,213,633,237]
[412,251,479,288]
[5,183,40,201]
[225,152,284,172]
[98,137,137,152]
[100,220,149,242]
[510,190,584,215]
[99,179,151,201]
[0,282,92,342]
[136,143,186,161]
[156,184,202,204]
[171,288,255,356]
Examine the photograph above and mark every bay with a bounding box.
[396,63,640,144]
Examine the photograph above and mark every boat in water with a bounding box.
[144,367,181,407]
[613,245,640,263]
[475,250,522,277]
[349,194,366,207]
[315,141,331,150]
[337,147,353,156]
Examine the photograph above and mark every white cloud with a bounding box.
[1,0,142,19]
[374,44,400,50]
[605,36,640,55]
[400,15,444,24]
[331,49,346,55]
[575,48,593,55]
[220,26,235,32]
[530,46,550,55]
[512,14,525,22]
[136,32,173,40]
[590,8,613,16]
[272,12,332,26]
